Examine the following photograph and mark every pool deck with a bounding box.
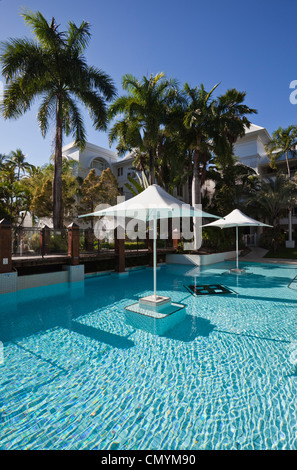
[10,246,297,269]
[12,248,175,268]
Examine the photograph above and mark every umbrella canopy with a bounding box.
[202,209,272,272]
[79,184,219,221]
[79,184,220,297]
[202,209,272,229]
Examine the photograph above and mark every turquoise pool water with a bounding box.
[0,261,297,450]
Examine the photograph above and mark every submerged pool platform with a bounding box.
[186,284,234,296]
[125,295,186,335]
[228,267,246,274]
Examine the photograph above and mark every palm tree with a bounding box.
[213,88,257,164]
[209,156,258,215]
[265,125,297,244]
[181,84,256,249]
[8,148,34,180]
[0,154,8,171]
[125,173,149,196]
[248,173,297,252]
[265,125,297,177]
[183,82,220,208]
[0,10,116,228]
[108,72,180,185]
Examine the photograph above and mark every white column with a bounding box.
[153,213,157,299]
[286,209,295,248]
[289,209,293,241]
[236,226,239,270]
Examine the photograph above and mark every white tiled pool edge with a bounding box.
[0,265,85,294]
[166,251,238,266]
[0,254,237,294]
[0,271,18,294]
[0,264,150,294]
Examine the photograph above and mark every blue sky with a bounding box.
[0,0,297,167]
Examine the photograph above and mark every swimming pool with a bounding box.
[0,261,297,450]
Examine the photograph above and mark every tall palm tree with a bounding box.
[8,148,34,180]
[265,125,297,244]
[0,10,116,228]
[183,85,257,208]
[181,84,256,249]
[108,72,180,184]
[183,82,220,208]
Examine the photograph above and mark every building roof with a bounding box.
[243,123,272,140]
[113,150,136,166]
[62,141,118,160]
[244,123,265,134]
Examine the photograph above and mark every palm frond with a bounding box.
[122,74,142,94]
[21,9,64,50]
[37,91,57,137]
[62,96,86,147]
[84,65,116,101]
[66,20,91,53]
[76,88,108,131]
[0,38,45,79]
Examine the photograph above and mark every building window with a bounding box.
[119,187,123,195]
[118,167,123,177]
[90,158,108,172]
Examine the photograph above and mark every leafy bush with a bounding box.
[125,241,146,250]
[49,232,68,253]
[201,228,236,252]
[258,230,285,251]
[29,232,41,252]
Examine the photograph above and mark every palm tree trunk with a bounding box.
[191,148,202,250]
[191,149,201,206]
[149,148,154,185]
[285,151,294,246]
[285,151,291,179]
[53,97,63,229]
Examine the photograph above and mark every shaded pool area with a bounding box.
[0,261,297,450]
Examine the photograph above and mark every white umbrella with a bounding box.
[202,209,272,273]
[79,184,220,299]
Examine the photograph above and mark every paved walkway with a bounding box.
[242,246,268,260]
[241,246,297,265]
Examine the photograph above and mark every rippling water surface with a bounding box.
[1,261,297,450]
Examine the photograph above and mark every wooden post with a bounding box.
[167,218,173,248]
[40,225,50,256]
[173,237,179,251]
[114,227,125,273]
[86,227,94,252]
[68,223,80,266]
[0,219,12,273]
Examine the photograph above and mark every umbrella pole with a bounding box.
[153,213,157,299]
[236,226,239,270]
